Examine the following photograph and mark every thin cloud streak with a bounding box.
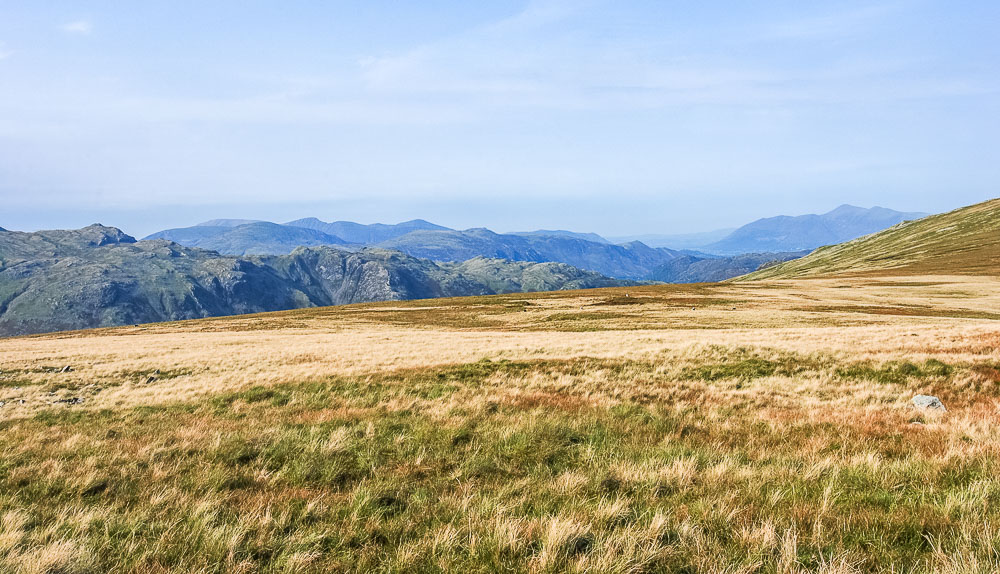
[61,20,93,35]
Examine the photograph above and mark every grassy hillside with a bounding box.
[2,276,1000,572]
[742,198,1000,280]
[705,205,928,255]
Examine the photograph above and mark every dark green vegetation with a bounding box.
[2,354,999,572]
[704,205,927,255]
[0,226,630,337]
[836,360,954,386]
[649,251,807,283]
[744,198,1000,279]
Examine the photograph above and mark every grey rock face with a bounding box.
[0,227,634,337]
[911,395,946,411]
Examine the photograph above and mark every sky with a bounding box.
[1,1,998,238]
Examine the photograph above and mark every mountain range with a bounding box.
[144,205,924,280]
[0,226,630,337]
[702,204,928,255]
[284,218,449,244]
[145,222,349,255]
[0,203,941,336]
[149,220,685,280]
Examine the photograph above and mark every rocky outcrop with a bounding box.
[0,226,633,337]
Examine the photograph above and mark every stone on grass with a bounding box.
[911,395,946,411]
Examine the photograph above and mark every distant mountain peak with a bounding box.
[825,204,866,215]
[195,219,264,228]
[511,229,611,244]
[283,217,451,244]
[80,224,137,246]
[704,205,930,255]
[743,198,1000,279]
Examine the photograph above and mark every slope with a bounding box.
[377,228,680,279]
[145,222,349,255]
[285,218,451,244]
[0,226,631,337]
[705,205,928,255]
[741,198,1000,279]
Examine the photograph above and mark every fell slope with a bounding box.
[378,228,680,279]
[4,273,1000,572]
[742,198,1000,279]
[0,226,630,336]
[650,251,806,283]
[285,218,450,244]
[705,205,927,255]
[145,222,349,255]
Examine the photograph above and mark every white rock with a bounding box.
[911,395,946,411]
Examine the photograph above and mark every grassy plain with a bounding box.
[2,275,1000,573]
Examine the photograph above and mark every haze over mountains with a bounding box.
[703,205,928,255]
[145,222,349,256]
[283,218,449,244]
[0,203,942,336]
[145,205,921,281]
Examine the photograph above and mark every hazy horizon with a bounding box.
[2,1,998,237]
[1,198,944,240]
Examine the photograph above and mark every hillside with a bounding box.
[650,251,806,283]
[195,218,264,227]
[142,218,817,282]
[145,221,678,279]
[509,229,611,244]
[378,228,680,279]
[145,222,350,255]
[609,228,735,250]
[742,198,1000,280]
[285,217,450,244]
[705,205,927,255]
[0,226,629,337]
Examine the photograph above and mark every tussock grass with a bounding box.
[1,276,1000,571]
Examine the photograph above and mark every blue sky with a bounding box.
[1,1,998,237]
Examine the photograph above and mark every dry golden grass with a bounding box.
[2,275,998,415]
[1,275,1000,572]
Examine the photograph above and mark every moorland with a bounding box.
[0,199,998,573]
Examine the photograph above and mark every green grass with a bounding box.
[836,359,954,386]
[2,355,1000,572]
[741,198,1000,279]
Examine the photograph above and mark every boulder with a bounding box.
[911,395,946,411]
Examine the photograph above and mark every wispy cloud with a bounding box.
[62,20,93,35]
[349,0,971,115]
[763,4,897,40]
